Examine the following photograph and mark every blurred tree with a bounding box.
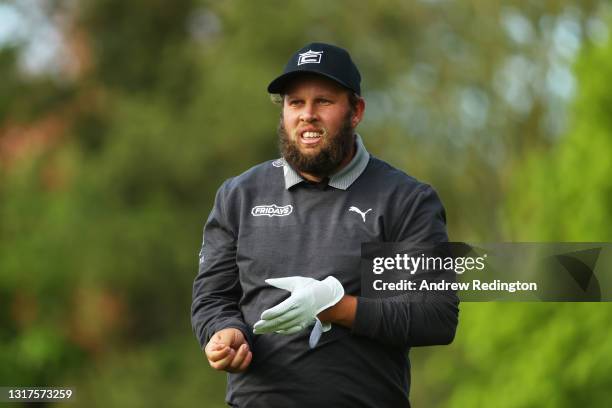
[410,19,612,407]
[505,23,612,241]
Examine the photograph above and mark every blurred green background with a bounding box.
[1,0,611,406]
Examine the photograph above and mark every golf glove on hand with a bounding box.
[253,276,344,347]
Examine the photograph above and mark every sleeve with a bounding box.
[351,184,459,349]
[191,181,253,350]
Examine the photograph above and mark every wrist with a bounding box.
[318,295,357,328]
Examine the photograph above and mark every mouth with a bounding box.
[299,129,324,146]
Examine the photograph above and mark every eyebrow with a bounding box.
[285,92,338,99]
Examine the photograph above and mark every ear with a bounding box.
[351,97,366,128]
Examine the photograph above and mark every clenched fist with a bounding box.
[204,328,253,373]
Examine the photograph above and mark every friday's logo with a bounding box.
[297,50,323,65]
[251,204,293,217]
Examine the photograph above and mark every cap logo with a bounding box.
[297,50,323,65]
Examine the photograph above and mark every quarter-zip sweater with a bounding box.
[192,135,459,407]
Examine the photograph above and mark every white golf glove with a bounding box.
[253,276,344,348]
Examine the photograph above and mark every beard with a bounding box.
[277,111,355,178]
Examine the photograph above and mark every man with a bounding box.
[191,42,459,407]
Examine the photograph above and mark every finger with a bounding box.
[253,320,284,334]
[253,320,277,334]
[238,351,253,372]
[228,344,249,370]
[276,325,305,335]
[206,345,231,362]
[253,314,303,334]
[266,276,313,291]
[210,348,235,370]
[265,277,300,292]
[260,297,298,320]
[266,314,309,333]
[209,342,225,351]
[255,307,302,332]
[205,341,225,355]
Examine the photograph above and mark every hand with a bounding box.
[253,276,344,338]
[204,328,253,373]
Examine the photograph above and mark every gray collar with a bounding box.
[282,134,370,190]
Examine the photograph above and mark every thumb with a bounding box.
[265,276,312,292]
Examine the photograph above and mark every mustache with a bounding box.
[295,125,325,132]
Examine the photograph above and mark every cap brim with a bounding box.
[267,70,356,94]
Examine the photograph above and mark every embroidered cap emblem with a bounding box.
[252,204,293,217]
[297,50,323,65]
[349,206,372,222]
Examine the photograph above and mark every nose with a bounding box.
[299,103,318,123]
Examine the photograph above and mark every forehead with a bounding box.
[283,74,348,97]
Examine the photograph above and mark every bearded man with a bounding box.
[191,42,459,408]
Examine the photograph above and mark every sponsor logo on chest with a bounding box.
[251,204,293,217]
[349,206,372,222]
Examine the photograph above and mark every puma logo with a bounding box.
[349,206,372,222]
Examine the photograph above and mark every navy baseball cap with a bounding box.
[267,42,361,95]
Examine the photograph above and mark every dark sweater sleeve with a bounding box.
[352,184,459,348]
[191,181,252,350]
